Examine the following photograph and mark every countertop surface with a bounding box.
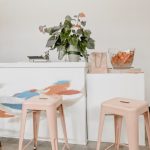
[0,62,87,68]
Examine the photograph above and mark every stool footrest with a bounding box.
[104,143,129,150]
[62,143,70,150]
[22,139,33,150]
[105,143,114,150]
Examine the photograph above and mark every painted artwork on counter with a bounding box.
[0,65,87,144]
[0,80,82,118]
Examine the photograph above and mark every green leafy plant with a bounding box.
[39,12,95,61]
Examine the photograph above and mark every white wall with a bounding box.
[0,0,150,101]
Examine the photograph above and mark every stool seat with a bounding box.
[102,97,148,114]
[24,95,62,110]
[97,97,150,150]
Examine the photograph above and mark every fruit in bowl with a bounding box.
[109,49,135,69]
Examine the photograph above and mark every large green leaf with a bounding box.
[80,36,87,41]
[57,46,66,60]
[64,20,72,28]
[87,38,95,49]
[46,36,57,47]
[77,29,83,35]
[54,36,61,47]
[84,30,91,38]
[44,27,52,34]
[60,28,71,43]
[69,35,78,46]
[65,15,72,21]
[81,21,86,27]
[52,26,60,31]
[80,50,88,61]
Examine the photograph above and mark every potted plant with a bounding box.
[39,12,95,62]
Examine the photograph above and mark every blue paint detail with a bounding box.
[1,81,72,111]
[2,103,22,110]
[14,91,40,99]
[54,80,70,85]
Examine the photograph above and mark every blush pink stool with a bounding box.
[18,95,69,150]
[96,97,150,150]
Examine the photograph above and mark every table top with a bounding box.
[0,62,87,68]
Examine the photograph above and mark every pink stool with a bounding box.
[18,95,69,150]
[96,97,150,150]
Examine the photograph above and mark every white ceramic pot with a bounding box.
[68,45,80,62]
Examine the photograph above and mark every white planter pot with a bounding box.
[68,54,80,62]
[68,45,80,62]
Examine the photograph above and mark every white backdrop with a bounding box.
[0,0,150,101]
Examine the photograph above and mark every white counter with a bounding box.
[0,62,87,145]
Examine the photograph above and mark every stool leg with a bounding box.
[46,108,58,150]
[114,115,123,150]
[125,114,139,150]
[33,111,41,150]
[96,109,105,150]
[144,111,150,148]
[18,107,27,150]
[58,104,70,149]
